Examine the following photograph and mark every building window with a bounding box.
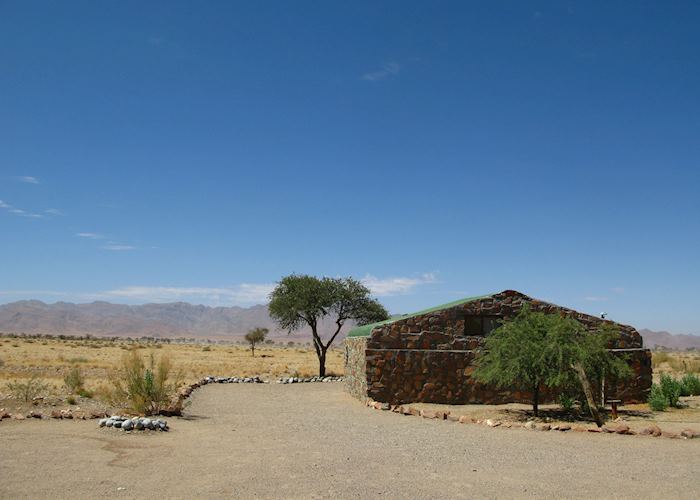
[463,315,501,336]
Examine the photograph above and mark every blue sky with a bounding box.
[1,1,699,333]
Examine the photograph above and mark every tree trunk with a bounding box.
[573,362,604,427]
[532,384,540,417]
[318,349,327,377]
[251,344,255,357]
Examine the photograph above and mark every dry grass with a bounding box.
[0,337,343,398]
[652,350,700,382]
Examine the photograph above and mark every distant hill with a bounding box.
[639,329,700,350]
[2,300,698,349]
[0,300,353,342]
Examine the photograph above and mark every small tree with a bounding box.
[474,305,631,422]
[245,327,268,357]
[268,274,389,376]
[473,306,565,417]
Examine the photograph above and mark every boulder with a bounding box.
[602,424,631,435]
[639,425,663,437]
[681,429,700,439]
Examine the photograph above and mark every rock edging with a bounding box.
[99,415,168,432]
[363,399,700,440]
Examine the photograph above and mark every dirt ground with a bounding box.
[1,384,699,499]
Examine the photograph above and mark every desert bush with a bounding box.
[202,346,211,352]
[64,367,85,394]
[5,376,50,401]
[558,393,574,412]
[680,373,700,396]
[659,374,682,407]
[108,350,182,415]
[648,384,668,411]
[77,387,94,398]
[67,396,77,405]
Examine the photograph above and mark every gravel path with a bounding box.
[1,384,699,499]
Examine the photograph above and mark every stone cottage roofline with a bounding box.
[346,292,498,338]
[346,289,636,338]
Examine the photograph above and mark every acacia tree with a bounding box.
[473,305,631,422]
[244,327,268,357]
[268,274,388,377]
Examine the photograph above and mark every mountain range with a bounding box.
[0,300,698,349]
[0,300,347,342]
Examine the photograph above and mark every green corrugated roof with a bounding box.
[346,293,494,337]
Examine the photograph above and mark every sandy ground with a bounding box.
[1,384,699,499]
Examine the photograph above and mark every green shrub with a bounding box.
[680,373,700,396]
[5,376,50,401]
[659,374,682,407]
[66,396,77,405]
[77,387,94,398]
[63,367,85,394]
[108,350,182,415]
[559,393,574,412]
[648,384,668,411]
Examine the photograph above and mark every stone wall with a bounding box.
[344,290,652,405]
[344,337,369,402]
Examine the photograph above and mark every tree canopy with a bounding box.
[268,274,389,376]
[473,305,631,419]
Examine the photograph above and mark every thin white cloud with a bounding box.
[584,296,608,302]
[76,232,105,239]
[611,287,625,294]
[103,283,275,305]
[0,200,43,218]
[45,208,63,216]
[0,283,275,307]
[17,176,39,184]
[101,243,136,251]
[361,273,437,296]
[362,62,401,82]
[8,208,43,218]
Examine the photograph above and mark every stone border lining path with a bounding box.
[364,398,700,440]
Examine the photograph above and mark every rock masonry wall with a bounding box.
[344,290,652,405]
[344,337,369,401]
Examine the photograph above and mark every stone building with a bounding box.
[344,290,651,405]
